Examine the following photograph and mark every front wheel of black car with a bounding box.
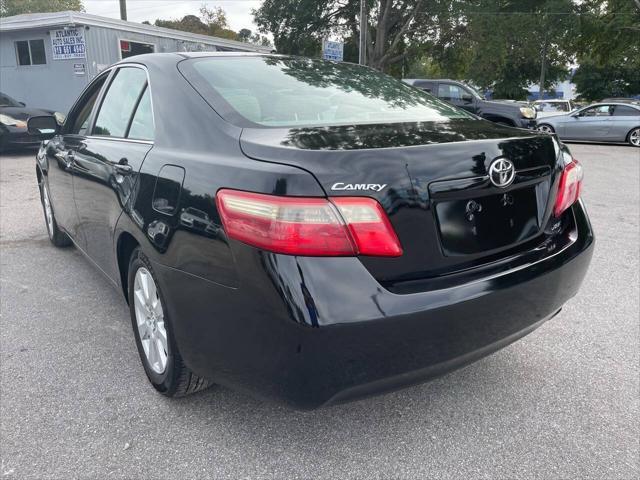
[40,181,72,247]
[628,127,640,147]
[128,248,211,397]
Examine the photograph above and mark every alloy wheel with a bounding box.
[133,267,168,374]
[630,128,640,147]
[537,125,554,134]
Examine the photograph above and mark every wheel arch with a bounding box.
[626,126,640,144]
[537,122,555,132]
[116,231,140,303]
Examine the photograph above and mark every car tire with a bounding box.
[127,247,211,397]
[537,124,555,134]
[40,180,72,247]
[628,127,640,147]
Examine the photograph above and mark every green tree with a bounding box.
[151,5,271,46]
[253,0,579,98]
[572,0,640,99]
[253,0,454,71]
[0,0,84,16]
[238,28,252,42]
[572,60,640,101]
[451,0,578,99]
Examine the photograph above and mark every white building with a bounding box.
[0,11,272,112]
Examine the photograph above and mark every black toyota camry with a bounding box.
[31,53,594,409]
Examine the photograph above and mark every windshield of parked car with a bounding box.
[535,102,570,113]
[181,56,474,127]
[464,84,484,100]
[0,93,21,107]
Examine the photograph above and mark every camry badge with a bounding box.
[331,183,387,192]
[488,158,515,188]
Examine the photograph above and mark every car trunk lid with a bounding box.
[239,119,560,285]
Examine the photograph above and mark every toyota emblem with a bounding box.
[488,158,515,188]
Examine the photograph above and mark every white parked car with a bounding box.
[533,99,577,118]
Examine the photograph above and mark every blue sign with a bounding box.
[322,40,344,61]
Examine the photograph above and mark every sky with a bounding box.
[84,0,263,33]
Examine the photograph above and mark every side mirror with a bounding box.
[27,115,59,139]
[462,93,474,103]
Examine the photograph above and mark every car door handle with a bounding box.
[113,158,133,174]
[55,150,74,167]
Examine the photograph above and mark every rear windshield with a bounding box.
[180,56,473,128]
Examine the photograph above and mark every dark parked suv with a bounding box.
[404,79,537,128]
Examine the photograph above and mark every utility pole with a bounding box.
[359,0,367,65]
[538,34,548,100]
[119,0,127,21]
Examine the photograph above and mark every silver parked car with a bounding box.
[533,99,577,118]
[536,102,640,147]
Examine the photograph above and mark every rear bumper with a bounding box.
[154,201,594,409]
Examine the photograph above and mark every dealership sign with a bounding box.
[322,40,344,61]
[51,28,86,60]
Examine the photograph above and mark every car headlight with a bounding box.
[53,112,66,126]
[0,113,27,128]
[520,107,536,119]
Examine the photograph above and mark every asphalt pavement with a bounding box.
[1,143,638,479]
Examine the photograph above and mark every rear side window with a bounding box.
[437,84,466,101]
[180,56,472,128]
[93,67,148,138]
[613,105,640,116]
[414,81,434,92]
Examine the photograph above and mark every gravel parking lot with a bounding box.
[1,143,638,479]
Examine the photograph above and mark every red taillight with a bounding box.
[215,189,402,257]
[553,159,583,217]
[331,197,403,257]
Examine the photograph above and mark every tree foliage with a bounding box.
[572,60,640,101]
[254,0,459,70]
[151,5,271,46]
[253,0,640,100]
[0,0,84,16]
[569,0,640,100]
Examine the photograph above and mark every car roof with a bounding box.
[110,51,285,69]
[177,51,277,58]
[404,78,462,83]
[586,102,640,107]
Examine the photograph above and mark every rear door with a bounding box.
[564,105,613,139]
[72,65,154,281]
[609,105,640,141]
[47,72,110,244]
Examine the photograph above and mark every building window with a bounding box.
[15,39,46,66]
[120,39,154,59]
